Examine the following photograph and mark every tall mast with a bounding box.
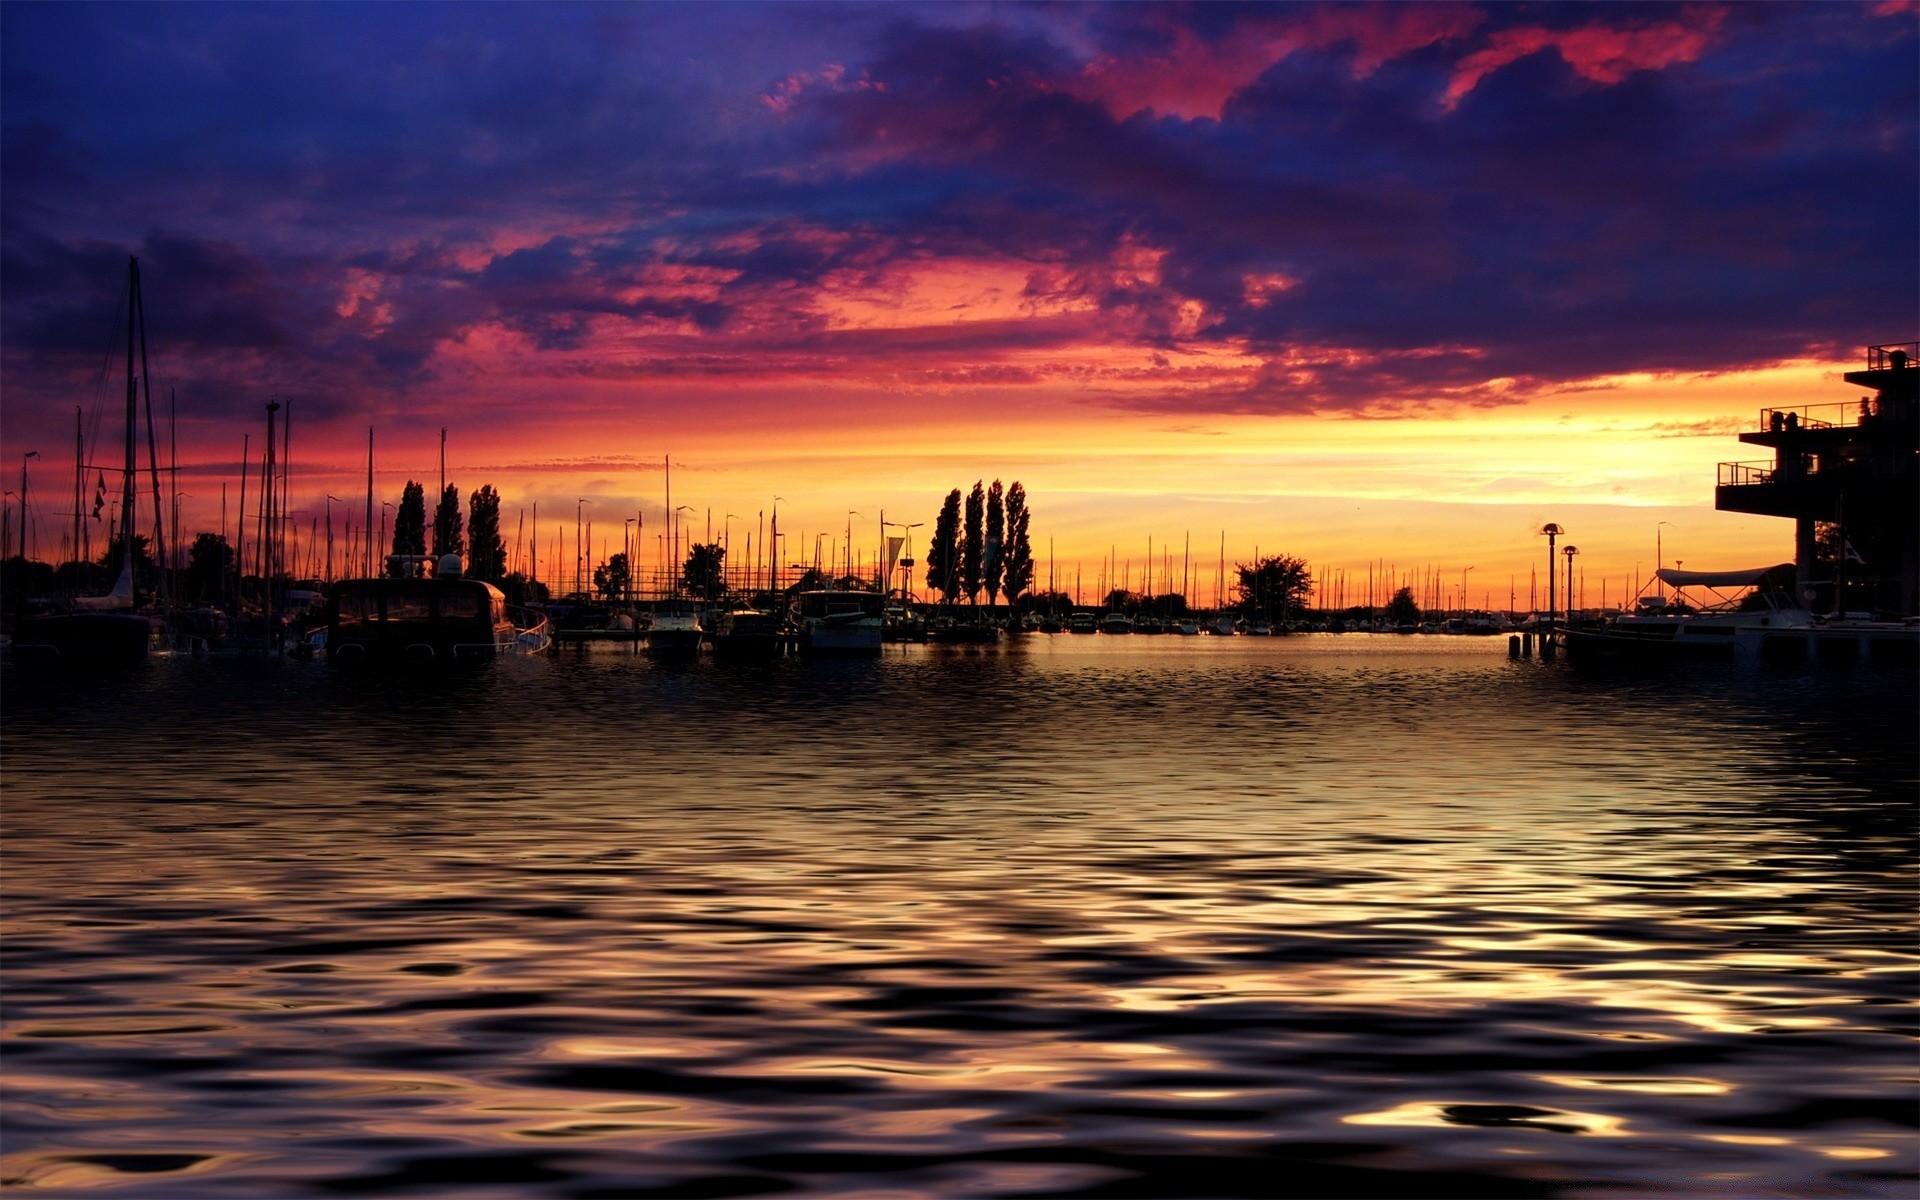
[119,259,139,581]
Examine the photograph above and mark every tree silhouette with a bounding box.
[185,533,233,603]
[985,479,1005,608]
[925,489,962,605]
[431,484,464,560]
[594,552,631,600]
[98,533,157,589]
[467,485,507,582]
[1387,586,1421,626]
[961,480,984,608]
[682,542,726,600]
[1236,555,1313,622]
[392,481,427,557]
[1002,481,1033,612]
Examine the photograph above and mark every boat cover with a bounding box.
[1656,564,1794,588]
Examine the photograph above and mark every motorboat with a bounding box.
[647,597,704,658]
[791,588,884,654]
[326,555,550,664]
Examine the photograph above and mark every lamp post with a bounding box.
[576,498,590,598]
[1654,520,1676,599]
[770,497,783,593]
[325,495,341,582]
[673,505,693,594]
[19,450,39,563]
[381,502,394,574]
[845,511,862,583]
[1539,523,1563,631]
[624,518,637,604]
[724,514,739,593]
[1460,565,1475,618]
[883,520,923,600]
[1563,545,1580,626]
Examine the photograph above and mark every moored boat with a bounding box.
[646,597,704,658]
[710,608,786,661]
[791,588,884,654]
[326,555,549,665]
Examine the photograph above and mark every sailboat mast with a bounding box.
[119,259,139,579]
[72,407,84,582]
[364,426,374,576]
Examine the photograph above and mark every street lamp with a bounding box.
[673,505,693,592]
[883,520,923,599]
[770,497,784,593]
[576,498,590,598]
[845,511,862,582]
[1460,565,1475,618]
[1563,545,1580,626]
[19,450,39,563]
[723,514,739,593]
[1655,520,1676,598]
[1539,523,1563,629]
[624,517,637,604]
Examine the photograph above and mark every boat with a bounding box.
[325,554,550,664]
[1067,611,1098,634]
[929,615,1000,644]
[1210,614,1237,635]
[13,258,161,666]
[1564,565,1916,665]
[790,588,885,654]
[710,608,786,661]
[646,596,704,658]
[1174,618,1200,635]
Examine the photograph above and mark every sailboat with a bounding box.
[13,258,159,664]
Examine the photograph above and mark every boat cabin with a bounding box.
[327,556,516,663]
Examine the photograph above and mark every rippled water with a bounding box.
[3,637,1914,1198]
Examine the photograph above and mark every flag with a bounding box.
[91,473,106,520]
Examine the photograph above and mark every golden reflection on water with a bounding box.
[2,640,1914,1197]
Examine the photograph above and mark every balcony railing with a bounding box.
[1718,461,1775,487]
[1753,401,1867,433]
[1866,342,1917,371]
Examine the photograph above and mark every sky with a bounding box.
[3,1,1915,605]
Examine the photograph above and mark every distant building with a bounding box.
[1716,343,1918,616]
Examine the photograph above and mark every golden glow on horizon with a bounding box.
[127,359,1850,601]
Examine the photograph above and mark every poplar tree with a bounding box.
[1002,481,1033,611]
[467,485,507,583]
[985,479,1005,609]
[925,489,962,605]
[432,484,464,560]
[392,481,427,557]
[962,480,985,608]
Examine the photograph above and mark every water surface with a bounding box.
[3,637,1914,1197]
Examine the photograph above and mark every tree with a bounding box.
[1387,586,1421,626]
[961,480,984,607]
[1103,588,1140,612]
[185,533,233,603]
[594,552,632,600]
[1002,481,1033,611]
[467,485,507,583]
[98,533,157,589]
[1236,555,1313,622]
[392,481,427,557]
[431,484,464,560]
[784,566,828,596]
[682,542,726,600]
[925,488,962,605]
[985,479,1005,608]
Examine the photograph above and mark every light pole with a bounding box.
[325,495,341,582]
[19,450,38,563]
[770,497,784,593]
[845,511,862,583]
[576,498,590,598]
[1539,523,1563,630]
[884,520,923,599]
[673,505,693,594]
[1655,520,1676,598]
[624,518,637,603]
[381,502,394,574]
[1460,565,1475,618]
[1563,545,1580,626]
[723,514,739,593]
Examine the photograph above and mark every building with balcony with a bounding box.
[1716,343,1918,617]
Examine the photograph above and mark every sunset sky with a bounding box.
[3,2,1915,605]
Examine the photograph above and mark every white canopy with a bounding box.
[1656,564,1793,589]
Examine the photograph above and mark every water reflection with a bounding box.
[2,639,1913,1197]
